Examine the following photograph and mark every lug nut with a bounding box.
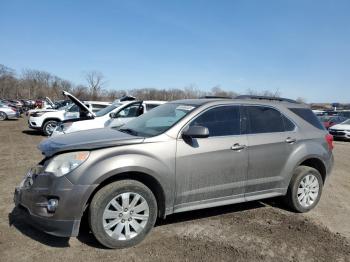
[130,210,134,214]
[128,218,132,221]
[121,219,125,223]
[124,208,128,212]
[119,213,123,217]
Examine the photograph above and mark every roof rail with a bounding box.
[200,95,232,99]
[235,95,299,104]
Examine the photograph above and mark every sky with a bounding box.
[1,0,350,102]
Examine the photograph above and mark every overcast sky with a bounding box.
[1,0,349,102]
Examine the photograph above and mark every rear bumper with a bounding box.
[7,111,19,119]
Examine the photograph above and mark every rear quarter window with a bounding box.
[289,108,325,130]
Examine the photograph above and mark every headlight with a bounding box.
[45,151,90,177]
[32,112,48,117]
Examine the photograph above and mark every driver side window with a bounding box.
[190,105,241,137]
[117,103,143,118]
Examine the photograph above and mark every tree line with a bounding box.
[0,63,285,102]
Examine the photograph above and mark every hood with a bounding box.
[39,127,144,157]
[330,123,350,130]
[62,90,95,117]
[45,97,55,107]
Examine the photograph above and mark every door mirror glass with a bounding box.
[182,126,209,138]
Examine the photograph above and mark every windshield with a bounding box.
[95,103,123,117]
[340,119,350,125]
[118,103,198,137]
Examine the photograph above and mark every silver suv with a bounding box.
[14,96,334,248]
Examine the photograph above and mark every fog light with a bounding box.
[47,199,58,212]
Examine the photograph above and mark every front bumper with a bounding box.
[329,130,350,139]
[28,117,44,129]
[14,167,97,237]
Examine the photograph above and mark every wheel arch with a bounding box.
[83,171,167,219]
[298,157,327,183]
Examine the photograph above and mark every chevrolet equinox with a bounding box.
[14,96,334,248]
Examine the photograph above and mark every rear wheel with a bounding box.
[0,111,7,121]
[42,120,58,136]
[284,166,323,212]
[89,180,158,249]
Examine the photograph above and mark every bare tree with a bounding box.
[246,88,281,97]
[84,71,105,100]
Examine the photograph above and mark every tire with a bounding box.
[42,120,58,136]
[0,111,7,121]
[284,166,323,213]
[89,180,158,249]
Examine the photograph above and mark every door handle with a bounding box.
[285,137,296,144]
[231,143,246,151]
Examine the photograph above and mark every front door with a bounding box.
[174,105,248,210]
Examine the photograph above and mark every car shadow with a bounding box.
[8,207,70,248]
[22,130,45,136]
[9,198,288,249]
[76,200,268,249]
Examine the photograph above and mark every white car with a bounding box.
[28,91,111,136]
[51,100,166,136]
[329,119,350,140]
[26,97,56,116]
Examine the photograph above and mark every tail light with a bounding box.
[325,134,334,151]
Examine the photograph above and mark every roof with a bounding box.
[170,97,308,108]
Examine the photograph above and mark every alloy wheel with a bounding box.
[102,192,150,241]
[297,174,320,208]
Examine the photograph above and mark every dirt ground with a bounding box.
[0,118,349,262]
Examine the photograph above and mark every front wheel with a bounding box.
[284,166,323,213]
[42,120,58,136]
[89,180,158,249]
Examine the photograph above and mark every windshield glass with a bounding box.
[342,119,350,124]
[95,103,123,117]
[118,103,198,137]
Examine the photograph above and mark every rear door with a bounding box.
[243,105,292,198]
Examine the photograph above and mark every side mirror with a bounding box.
[182,126,209,139]
[110,112,116,118]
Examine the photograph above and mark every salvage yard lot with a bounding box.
[0,118,349,261]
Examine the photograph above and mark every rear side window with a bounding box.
[245,106,284,134]
[289,108,325,130]
[190,105,240,137]
[282,115,296,131]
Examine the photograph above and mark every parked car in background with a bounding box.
[52,100,166,136]
[14,96,334,248]
[27,97,56,116]
[318,115,348,129]
[329,119,350,140]
[105,100,166,129]
[0,102,19,120]
[28,91,111,136]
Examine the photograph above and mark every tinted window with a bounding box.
[68,104,79,112]
[282,115,296,131]
[190,106,240,137]
[289,108,325,130]
[245,106,284,134]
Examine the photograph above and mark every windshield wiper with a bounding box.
[119,128,138,136]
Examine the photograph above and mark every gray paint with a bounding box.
[15,98,334,237]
